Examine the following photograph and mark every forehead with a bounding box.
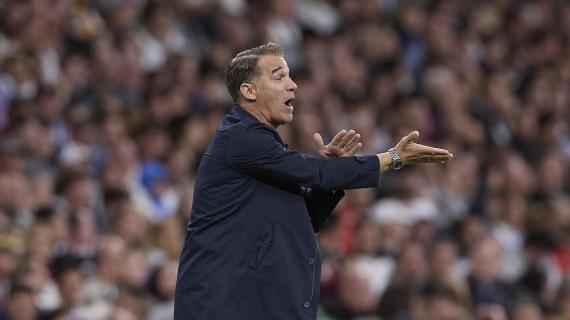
[257,55,288,73]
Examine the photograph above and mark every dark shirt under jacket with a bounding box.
[174,105,380,320]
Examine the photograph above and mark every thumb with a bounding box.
[401,130,419,145]
[313,133,325,149]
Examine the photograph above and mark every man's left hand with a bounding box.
[314,130,362,160]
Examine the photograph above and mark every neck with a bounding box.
[239,101,277,129]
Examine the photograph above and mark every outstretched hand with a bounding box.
[314,130,362,160]
[395,131,453,165]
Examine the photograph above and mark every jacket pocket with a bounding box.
[248,221,275,270]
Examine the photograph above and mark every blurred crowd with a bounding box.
[0,0,568,319]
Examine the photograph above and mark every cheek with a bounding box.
[273,107,293,124]
[283,107,294,119]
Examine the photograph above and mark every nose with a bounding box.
[287,78,297,91]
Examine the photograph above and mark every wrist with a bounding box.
[378,152,392,173]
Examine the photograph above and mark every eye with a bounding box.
[273,71,294,81]
[274,75,292,81]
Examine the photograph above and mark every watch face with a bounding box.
[393,161,404,170]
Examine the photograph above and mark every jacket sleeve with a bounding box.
[303,187,345,233]
[227,123,379,190]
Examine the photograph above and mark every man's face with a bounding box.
[250,55,297,128]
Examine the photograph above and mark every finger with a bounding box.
[405,154,452,164]
[330,130,347,146]
[344,133,361,150]
[338,130,355,147]
[313,133,325,149]
[347,142,362,155]
[406,159,450,166]
[413,144,453,156]
[406,154,452,162]
[398,131,420,147]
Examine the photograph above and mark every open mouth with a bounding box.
[284,98,294,108]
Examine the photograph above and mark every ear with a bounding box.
[239,83,256,101]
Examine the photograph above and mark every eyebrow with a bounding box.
[271,66,285,74]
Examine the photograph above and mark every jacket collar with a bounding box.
[232,104,260,123]
[231,104,287,147]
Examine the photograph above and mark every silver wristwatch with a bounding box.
[388,148,404,170]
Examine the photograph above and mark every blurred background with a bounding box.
[0,0,569,319]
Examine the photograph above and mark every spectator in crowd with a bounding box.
[0,285,38,320]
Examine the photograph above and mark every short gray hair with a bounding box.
[224,43,284,103]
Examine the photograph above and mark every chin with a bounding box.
[284,113,294,124]
[273,116,293,128]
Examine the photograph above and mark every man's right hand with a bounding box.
[313,130,362,160]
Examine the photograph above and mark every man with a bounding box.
[174,43,452,319]
[0,285,38,320]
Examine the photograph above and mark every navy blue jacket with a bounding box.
[174,105,380,319]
